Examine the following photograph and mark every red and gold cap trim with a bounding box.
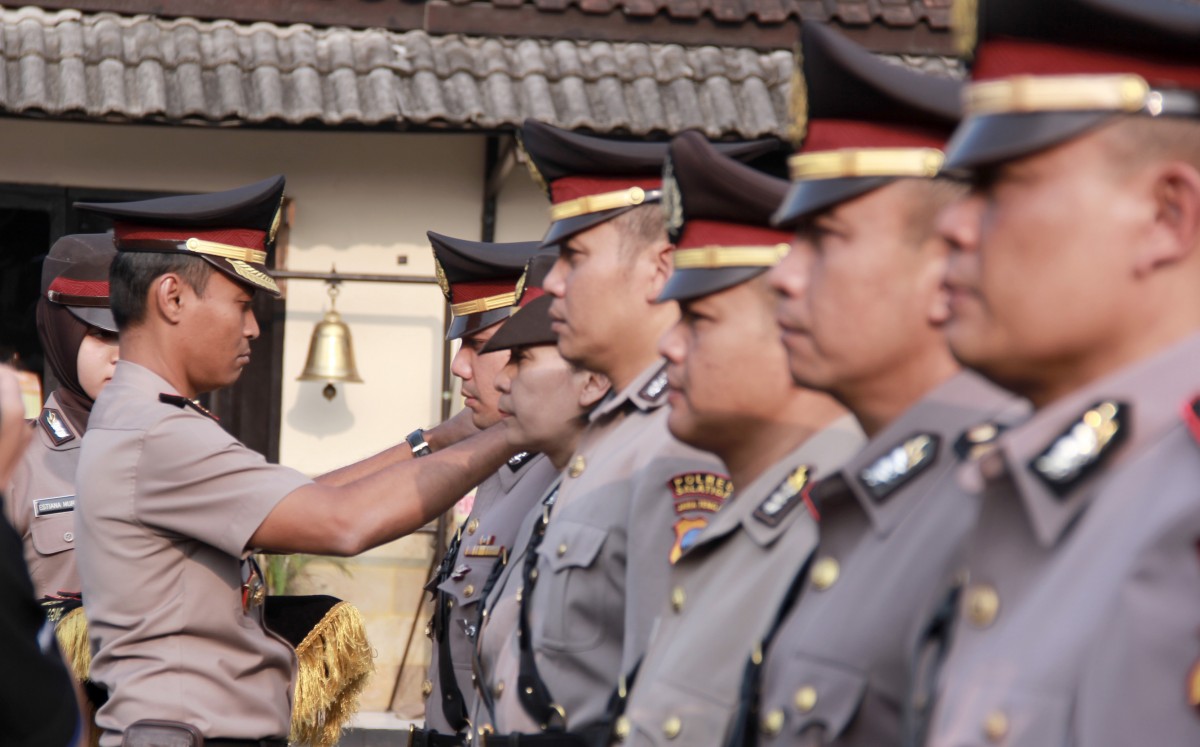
[450,291,519,317]
[550,186,663,222]
[789,148,945,182]
[46,277,111,307]
[672,244,790,270]
[965,73,1173,117]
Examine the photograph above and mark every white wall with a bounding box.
[0,117,555,713]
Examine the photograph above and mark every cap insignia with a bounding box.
[228,259,280,295]
[39,408,74,446]
[859,433,940,503]
[1030,401,1126,497]
[754,465,813,528]
[661,155,684,241]
[434,258,451,300]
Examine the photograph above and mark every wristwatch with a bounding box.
[406,428,433,458]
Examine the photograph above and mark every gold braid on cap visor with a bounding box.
[451,292,518,317]
[965,74,1162,116]
[788,148,945,181]
[550,186,663,221]
[672,244,791,270]
[182,237,268,265]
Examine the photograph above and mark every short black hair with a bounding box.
[109,252,213,330]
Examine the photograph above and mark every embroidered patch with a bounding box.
[669,517,709,564]
[954,422,1004,461]
[1030,401,1126,498]
[639,366,670,404]
[159,393,220,422]
[508,451,534,472]
[753,465,812,528]
[39,408,73,446]
[670,472,733,514]
[859,433,940,503]
[33,495,76,517]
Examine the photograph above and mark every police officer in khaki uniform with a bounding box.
[727,25,1022,747]
[417,234,560,747]
[914,2,1200,744]
[469,122,779,744]
[5,234,118,601]
[616,131,865,747]
[72,176,516,747]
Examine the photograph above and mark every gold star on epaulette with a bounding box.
[1030,401,1126,497]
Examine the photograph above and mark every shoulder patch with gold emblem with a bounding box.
[753,465,812,528]
[668,471,732,564]
[39,408,74,446]
[858,433,940,503]
[638,366,669,404]
[159,393,220,422]
[1029,401,1126,498]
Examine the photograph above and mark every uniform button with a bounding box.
[557,543,568,557]
[530,569,539,581]
[478,724,494,737]
[516,587,523,603]
[467,518,480,535]
[424,623,432,638]
[662,715,682,739]
[965,584,1000,628]
[447,599,455,610]
[794,686,817,713]
[464,584,475,598]
[983,710,1009,742]
[63,532,74,542]
[568,455,587,478]
[613,716,630,742]
[494,680,505,698]
[670,586,686,613]
[810,557,840,591]
[760,709,784,736]
[421,679,433,698]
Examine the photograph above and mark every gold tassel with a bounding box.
[55,607,93,682]
[290,601,376,747]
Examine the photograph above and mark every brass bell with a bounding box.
[298,283,363,399]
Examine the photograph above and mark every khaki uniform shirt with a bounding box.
[75,361,313,745]
[922,333,1200,747]
[423,452,558,734]
[754,372,1020,747]
[4,392,83,599]
[621,415,865,747]
[473,361,728,736]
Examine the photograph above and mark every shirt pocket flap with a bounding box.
[539,521,607,574]
[436,557,498,607]
[771,655,867,739]
[31,512,76,556]
[627,678,733,747]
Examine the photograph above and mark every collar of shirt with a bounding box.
[980,330,1200,549]
[814,371,1019,537]
[588,358,669,422]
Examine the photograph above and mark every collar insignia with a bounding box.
[754,465,812,528]
[1030,401,1126,497]
[859,433,940,503]
[954,422,1005,461]
[39,408,74,446]
[638,367,669,404]
[159,393,220,422]
[508,451,534,472]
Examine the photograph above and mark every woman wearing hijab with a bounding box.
[4,234,119,601]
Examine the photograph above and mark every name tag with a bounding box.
[33,495,76,517]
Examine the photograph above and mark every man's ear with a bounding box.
[645,239,675,303]
[1134,161,1200,277]
[153,274,186,325]
[578,371,611,409]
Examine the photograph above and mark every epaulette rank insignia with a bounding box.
[639,367,669,404]
[39,408,74,446]
[159,393,220,422]
[1030,400,1126,498]
[508,451,534,472]
[753,465,812,528]
[1182,396,1200,446]
[954,422,1005,461]
[859,433,940,503]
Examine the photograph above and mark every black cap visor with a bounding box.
[64,304,118,334]
[942,111,1115,173]
[772,176,896,229]
[657,266,770,304]
[447,307,513,341]
[480,295,557,353]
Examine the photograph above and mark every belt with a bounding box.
[206,739,288,747]
[409,725,466,747]
[480,732,590,747]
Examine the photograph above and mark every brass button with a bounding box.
[965,584,1000,628]
[467,518,479,535]
[613,715,630,741]
[464,584,475,597]
[478,724,494,736]
[761,708,785,736]
[447,598,455,610]
[421,679,433,698]
[494,680,505,698]
[424,623,432,638]
[983,710,1009,742]
[662,715,682,739]
[516,587,523,603]
[794,685,817,713]
[670,586,686,613]
[568,455,587,478]
[530,569,539,581]
[557,543,568,557]
[810,556,840,591]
